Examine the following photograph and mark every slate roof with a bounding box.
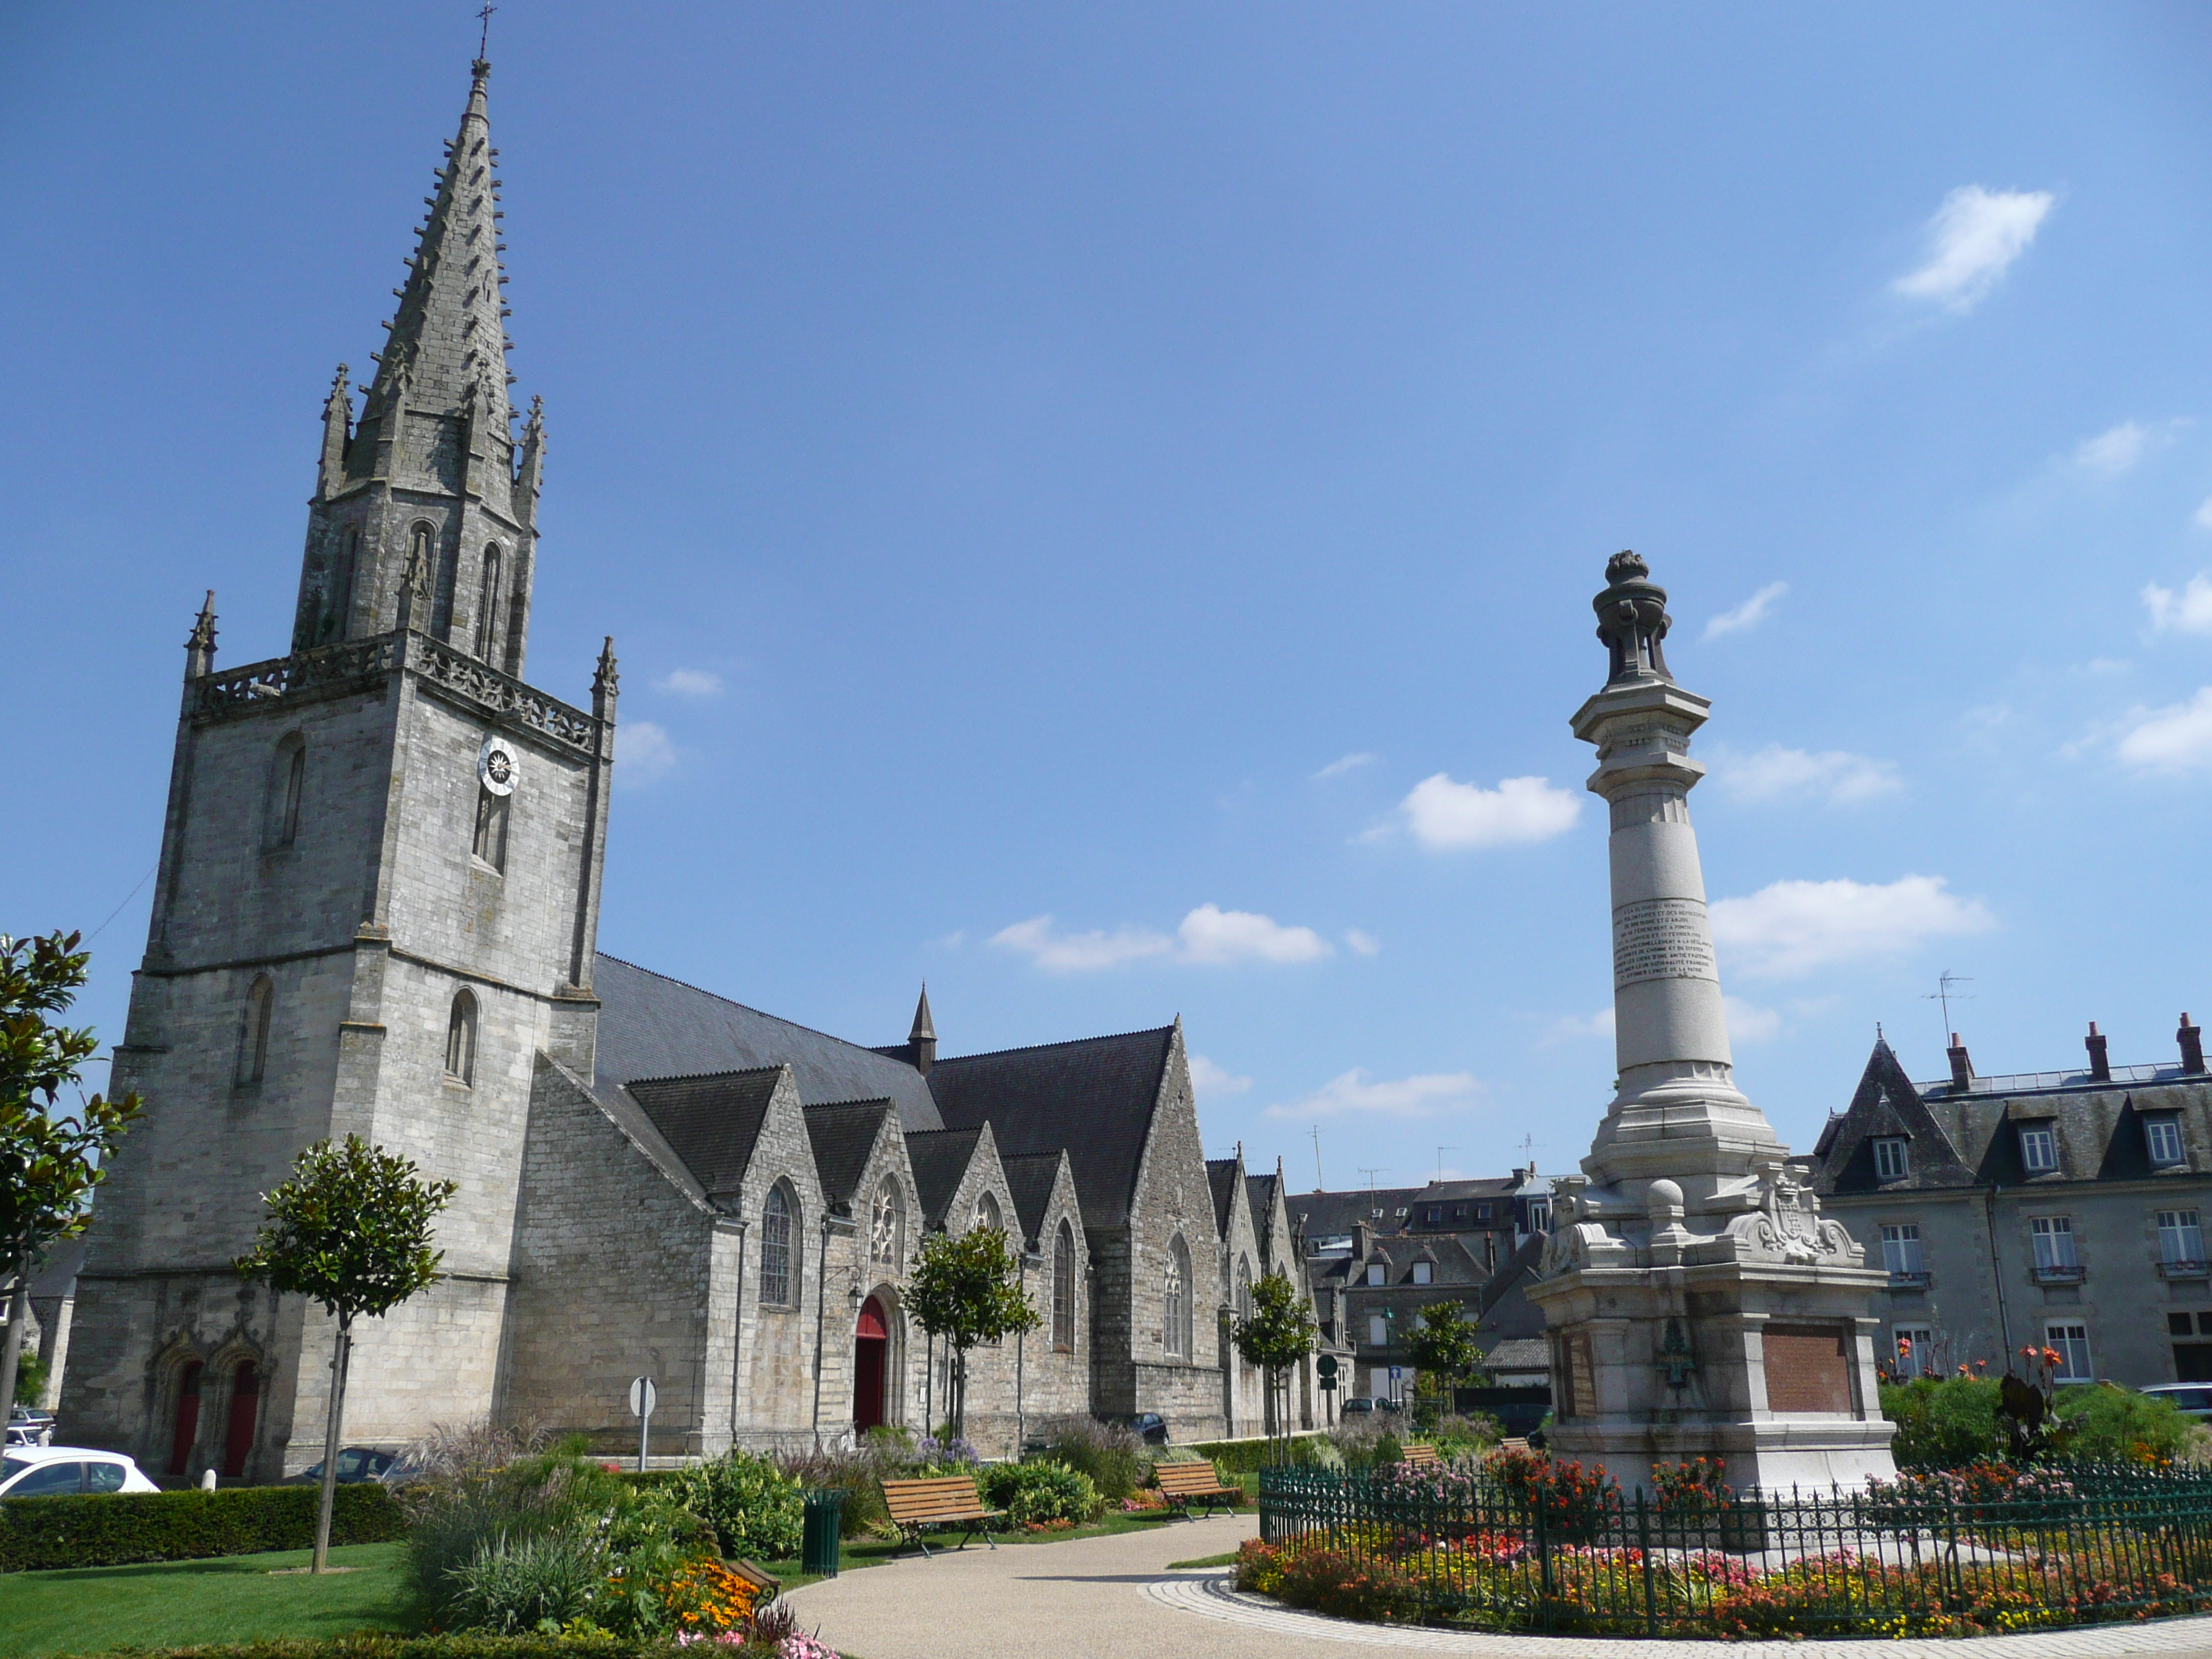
[804,1100,895,1213]
[928,1027,1175,1231]
[1472,1234,1550,1341]
[1205,1159,1244,1238]
[593,954,943,1133]
[624,1067,783,1200]
[1291,1187,1424,1239]
[1000,1151,1067,1251]
[905,1127,984,1227]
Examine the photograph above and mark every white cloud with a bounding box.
[937,930,967,949]
[1711,743,1903,806]
[990,915,1173,973]
[655,668,724,697]
[2144,575,2212,637]
[1344,928,1381,957]
[1708,874,1996,979]
[2195,498,2212,531]
[1392,773,1582,850]
[1264,1068,1482,1121]
[1725,997,1781,1043]
[1313,752,1377,781]
[992,904,1341,971]
[2117,687,2212,771]
[1176,904,1332,965]
[1892,185,2055,312]
[2073,421,2154,478]
[1189,1055,1253,1099]
[618,720,677,787]
[1542,1008,1615,1046]
[1703,581,1789,641]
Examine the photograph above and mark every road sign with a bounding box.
[1389,1366,1402,1380]
[629,1377,657,1418]
[1316,1354,1338,1380]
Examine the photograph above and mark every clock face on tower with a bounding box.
[478,734,519,796]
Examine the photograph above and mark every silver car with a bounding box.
[0,1447,163,1498]
[2139,1383,2212,1420]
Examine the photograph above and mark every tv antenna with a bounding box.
[1923,971,1974,1053]
[1309,1125,1323,1190]
[1357,1167,1388,1205]
[1434,1146,1459,1182]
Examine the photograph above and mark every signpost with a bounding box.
[629,1375,657,1473]
[1390,1364,1403,1408]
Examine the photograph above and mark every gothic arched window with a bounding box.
[1053,1221,1076,1352]
[1236,1255,1254,1369]
[762,1182,799,1306]
[1163,1234,1192,1359]
[444,990,477,1086]
[235,976,273,1085]
[974,1191,1002,1233]
[267,734,305,848]
[474,543,503,662]
[870,1179,904,1269]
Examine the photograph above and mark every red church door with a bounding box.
[168,1362,204,1478]
[853,1296,889,1432]
[222,1362,260,1477]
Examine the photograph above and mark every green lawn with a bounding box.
[0,1542,413,1659]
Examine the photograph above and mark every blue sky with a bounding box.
[7,4,2212,1193]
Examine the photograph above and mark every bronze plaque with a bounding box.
[1763,1323,1851,1413]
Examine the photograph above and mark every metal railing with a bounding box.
[1256,1462,2212,1637]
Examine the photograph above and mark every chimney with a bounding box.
[2085,1022,2110,1083]
[1352,1220,1372,1262]
[1947,1033,1974,1090]
[2181,1014,2206,1076]
[907,985,937,1076]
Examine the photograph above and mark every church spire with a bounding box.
[361,59,513,440]
[908,985,937,1075]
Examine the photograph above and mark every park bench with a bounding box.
[1498,1437,1531,1453]
[1155,1460,1241,1519]
[1401,1442,1441,1470]
[880,1474,1006,1557]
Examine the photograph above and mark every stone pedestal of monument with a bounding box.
[1523,553,1895,1495]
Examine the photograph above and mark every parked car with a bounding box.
[0,1447,161,1498]
[6,1408,55,1448]
[1340,1396,1376,1415]
[288,1447,400,1485]
[2140,1383,2212,1420]
[1376,1397,1406,1413]
[1108,1412,1169,1445]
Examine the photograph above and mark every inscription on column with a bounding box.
[1612,896,1717,988]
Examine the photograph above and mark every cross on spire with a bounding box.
[477,1,497,62]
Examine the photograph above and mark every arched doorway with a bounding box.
[853,1295,890,1433]
[222,1362,260,1478]
[168,1361,204,1478]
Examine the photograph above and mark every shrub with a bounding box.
[1274,1547,1423,1622]
[441,1531,609,1635]
[1422,1414,1501,1460]
[1234,1538,1286,1595]
[1879,1376,2007,1470]
[1650,1457,1734,1508]
[672,1450,804,1561]
[1185,1434,1327,1474]
[979,1460,1100,1527]
[1029,1418,1148,1502]
[2054,1384,2194,1464]
[0,1483,405,1573]
[404,1453,629,1627]
[770,1446,894,1539]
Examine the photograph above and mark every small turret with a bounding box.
[185,592,217,680]
[318,366,351,499]
[593,637,620,721]
[515,395,545,529]
[908,984,937,1075]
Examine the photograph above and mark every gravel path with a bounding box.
[786,1516,2212,1659]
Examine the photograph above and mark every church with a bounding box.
[58,59,1318,1480]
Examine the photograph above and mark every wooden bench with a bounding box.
[1498,1436,1530,1454]
[1155,1460,1241,1519]
[1401,1442,1441,1470]
[880,1475,1006,1557]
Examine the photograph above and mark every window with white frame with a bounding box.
[2046,1322,2092,1382]
[1368,1314,1388,1348]
[2148,1117,2187,1168]
[1366,1261,1387,1287]
[1873,1137,1910,1180]
[1880,1223,1923,1275]
[2031,1216,2077,1270]
[2159,1209,2206,1267]
[1526,1199,1551,1233]
[1892,1323,1936,1378]
[1412,1261,1433,1285]
[2018,1124,2059,1174]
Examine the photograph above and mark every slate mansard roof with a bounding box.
[1810,1036,2212,1195]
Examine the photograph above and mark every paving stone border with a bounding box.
[1143,1572,2212,1658]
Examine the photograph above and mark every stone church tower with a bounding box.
[61,60,618,1483]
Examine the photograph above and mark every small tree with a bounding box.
[1404,1300,1487,1425]
[1232,1269,1318,1460]
[235,1136,454,1572]
[904,1226,1038,1440]
[1,932,144,1419]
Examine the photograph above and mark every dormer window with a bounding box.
[1872,1137,1910,1181]
[1526,1199,1551,1233]
[2018,1124,2059,1174]
[1366,1261,1386,1287]
[2148,1116,2187,1168]
[1412,1260,1433,1285]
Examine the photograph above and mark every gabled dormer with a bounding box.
[1809,1040,1975,1194]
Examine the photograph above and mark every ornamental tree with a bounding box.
[1404,1300,1488,1423]
[235,1136,454,1571]
[904,1224,1038,1439]
[0,932,144,1421]
[1231,1268,1318,1457]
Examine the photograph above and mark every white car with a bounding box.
[0,1446,162,1498]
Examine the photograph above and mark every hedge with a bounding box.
[0,1482,406,1572]
[1183,1434,1326,1474]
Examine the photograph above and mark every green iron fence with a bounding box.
[1256,1463,2212,1637]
